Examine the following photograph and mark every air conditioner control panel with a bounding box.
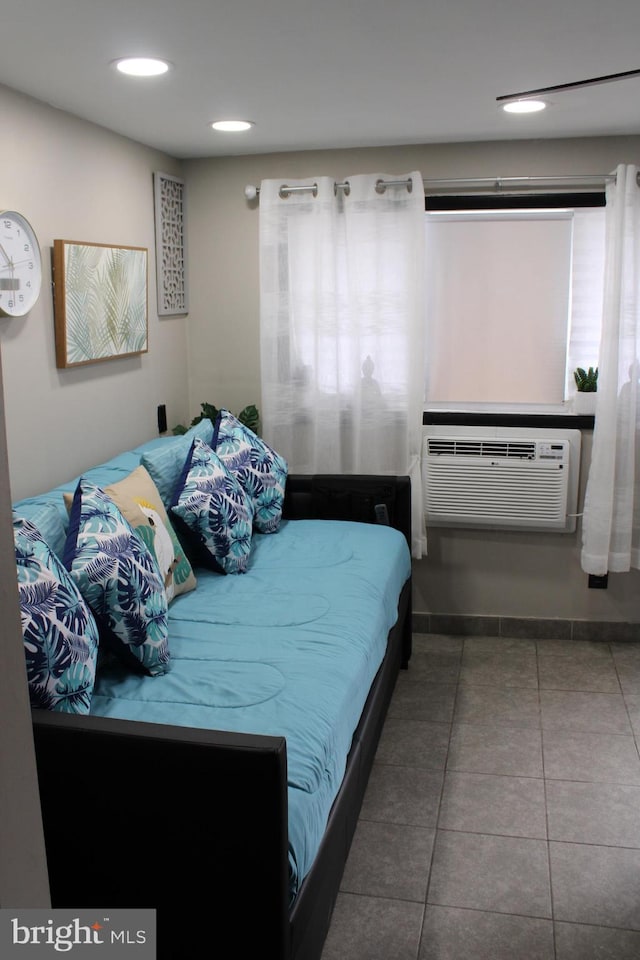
[538,441,568,461]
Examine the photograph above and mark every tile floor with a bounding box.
[320,633,640,960]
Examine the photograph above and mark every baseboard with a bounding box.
[412,612,640,643]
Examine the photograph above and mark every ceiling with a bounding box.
[2,0,640,159]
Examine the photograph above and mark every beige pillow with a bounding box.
[65,465,196,603]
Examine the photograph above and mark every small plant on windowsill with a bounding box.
[572,367,598,415]
[172,402,260,436]
[574,366,598,392]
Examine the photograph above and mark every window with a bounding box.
[425,195,606,408]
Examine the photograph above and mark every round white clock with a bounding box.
[0,210,43,317]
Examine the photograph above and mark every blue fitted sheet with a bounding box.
[90,518,411,899]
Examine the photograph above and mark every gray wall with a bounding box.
[0,84,191,502]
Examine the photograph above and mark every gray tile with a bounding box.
[614,659,640,695]
[428,831,551,917]
[388,677,457,723]
[614,657,640,676]
[501,617,572,641]
[323,632,640,958]
[460,650,538,688]
[540,689,632,735]
[546,780,640,846]
[555,921,640,960]
[340,819,435,901]
[360,763,444,827]
[611,641,640,660]
[463,635,536,654]
[624,694,640,738]
[420,905,554,960]
[447,723,543,778]
[408,650,462,684]
[321,893,424,960]
[438,771,546,838]
[413,633,464,655]
[454,684,541,728]
[542,729,640,784]
[550,841,640,930]
[537,638,613,660]
[538,655,621,693]
[375,718,451,769]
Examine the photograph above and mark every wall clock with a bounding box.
[0,210,42,317]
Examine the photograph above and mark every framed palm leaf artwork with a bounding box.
[53,240,148,368]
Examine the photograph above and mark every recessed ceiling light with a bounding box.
[502,99,547,114]
[114,57,170,77]
[211,120,254,132]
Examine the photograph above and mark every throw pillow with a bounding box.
[13,499,68,560]
[212,409,288,533]
[170,437,254,575]
[141,418,214,509]
[63,478,170,676]
[14,513,99,713]
[63,465,197,604]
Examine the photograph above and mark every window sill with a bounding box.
[423,408,595,430]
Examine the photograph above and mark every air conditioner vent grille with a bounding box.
[426,438,536,459]
[422,427,582,533]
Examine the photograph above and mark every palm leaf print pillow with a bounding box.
[14,513,99,713]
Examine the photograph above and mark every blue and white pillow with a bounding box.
[170,437,254,575]
[12,499,68,560]
[212,409,288,534]
[63,479,170,677]
[14,513,99,714]
[141,419,214,510]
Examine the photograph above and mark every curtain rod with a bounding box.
[243,173,630,201]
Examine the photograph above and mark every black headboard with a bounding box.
[283,474,412,550]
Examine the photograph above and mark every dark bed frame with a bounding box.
[31,474,412,960]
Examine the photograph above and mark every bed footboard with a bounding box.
[32,713,289,959]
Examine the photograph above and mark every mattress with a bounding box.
[89,517,411,899]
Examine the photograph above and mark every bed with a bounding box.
[15,422,412,960]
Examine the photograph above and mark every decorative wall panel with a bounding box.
[154,172,188,316]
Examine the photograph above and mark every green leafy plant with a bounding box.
[574,366,598,393]
[172,402,260,435]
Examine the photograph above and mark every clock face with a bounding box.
[0,211,42,318]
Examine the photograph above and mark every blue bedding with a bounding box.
[91,518,410,898]
[13,437,411,900]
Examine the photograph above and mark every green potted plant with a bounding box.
[573,366,598,414]
[173,402,260,436]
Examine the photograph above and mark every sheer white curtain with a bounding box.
[581,164,640,574]
[259,172,426,557]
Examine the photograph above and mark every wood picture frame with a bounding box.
[53,239,148,368]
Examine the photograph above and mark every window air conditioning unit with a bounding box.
[422,426,582,532]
